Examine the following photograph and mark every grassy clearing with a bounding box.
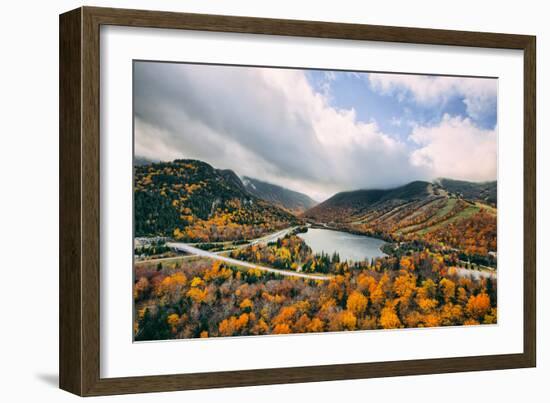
[414,204,480,236]
[398,198,458,235]
[135,255,202,271]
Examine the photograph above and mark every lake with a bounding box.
[297,228,387,262]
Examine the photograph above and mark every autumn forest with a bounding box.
[133,160,497,341]
[133,62,498,341]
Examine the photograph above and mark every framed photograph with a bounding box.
[59,6,536,396]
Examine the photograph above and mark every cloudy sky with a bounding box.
[134,61,497,202]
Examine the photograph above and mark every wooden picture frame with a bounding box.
[59,6,536,396]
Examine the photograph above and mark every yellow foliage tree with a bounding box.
[218,314,249,336]
[329,310,357,331]
[155,272,187,298]
[273,306,297,325]
[465,293,491,320]
[379,302,402,329]
[272,323,291,334]
[167,313,179,333]
[393,272,416,307]
[417,296,439,313]
[399,256,415,271]
[346,291,368,317]
[293,314,311,333]
[422,313,441,328]
[240,298,254,313]
[306,317,324,333]
[252,318,270,335]
[439,278,456,303]
[186,287,208,304]
[190,277,204,288]
[440,303,463,325]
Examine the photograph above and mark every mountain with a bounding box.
[242,176,317,215]
[436,178,497,205]
[134,159,299,240]
[218,169,249,194]
[303,180,496,253]
[303,181,435,222]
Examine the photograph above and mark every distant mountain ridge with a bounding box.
[134,156,158,166]
[134,159,298,239]
[435,178,497,205]
[133,156,496,250]
[242,176,317,215]
[303,180,436,222]
[303,179,496,254]
[134,156,318,215]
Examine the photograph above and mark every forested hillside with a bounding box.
[134,160,299,241]
[242,176,317,214]
[304,180,496,257]
[436,178,497,205]
[133,160,498,341]
[304,181,434,221]
[135,242,497,340]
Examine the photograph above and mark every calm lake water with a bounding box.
[297,228,387,262]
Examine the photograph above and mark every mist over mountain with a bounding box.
[303,181,435,222]
[242,176,317,215]
[435,178,497,205]
[302,178,496,254]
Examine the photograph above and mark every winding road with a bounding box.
[165,241,332,281]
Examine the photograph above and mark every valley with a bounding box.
[133,159,497,340]
[303,180,496,259]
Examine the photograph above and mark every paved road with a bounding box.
[249,226,299,246]
[166,242,332,281]
[136,227,297,264]
[454,266,496,280]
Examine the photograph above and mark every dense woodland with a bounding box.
[134,245,496,340]
[134,160,298,241]
[307,186,497,260]
[133,159,498,340]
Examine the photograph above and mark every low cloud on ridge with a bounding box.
[134,62,497,201]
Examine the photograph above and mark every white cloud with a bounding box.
[368,73,497,121]
[409,114,497,182]
[134,63,496,201]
